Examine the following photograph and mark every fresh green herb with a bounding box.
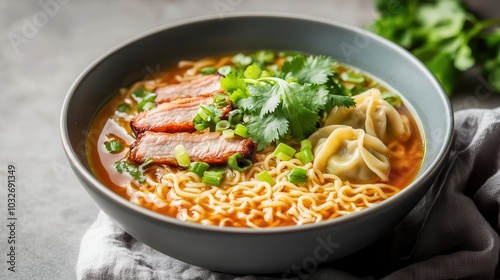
[275,152,292,161]
[227,109,243,127]
[273,143,296,158]
[140,158,154,169]
[213,94,229,106]
[132,88,149,99]
[234,124,248,138]
[300,139,312,151]
[202,170,224,186]
[200,66,217,75]
[221,54,355,150]
[227,152,253,172]
[295,148,314,165]
[114,160,145,183]
[232,53,253,68]
[287,167,309,184]
[222,129,234,139]
[215,120,231,132]
[252,50,275,65]
[382,92,403,107]
[105,140,123,153]
[188,162,210,177]
[257,170,275,186]
[340,72,365,84]
[369,0,500,95]
[137,93,157,112]
[173,145,191,167]
[117,103,131,113]
[193,104,224,131]
[218,65,234,76]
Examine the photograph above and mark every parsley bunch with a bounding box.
[369,0,500,95]
[221,54,355,150]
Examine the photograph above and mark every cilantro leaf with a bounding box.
[370,0,500,95]
[114,160,146,183]
[281,55,334,84]
[245,111,289,150]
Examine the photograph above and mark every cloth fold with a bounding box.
[77,108,500,280]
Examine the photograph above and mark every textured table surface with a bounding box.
[1,1,499,279]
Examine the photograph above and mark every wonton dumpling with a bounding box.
[308,125,390,183]
[325,88,410,142]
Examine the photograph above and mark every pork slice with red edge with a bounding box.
[129,131,256,165]
[155,74,222,103]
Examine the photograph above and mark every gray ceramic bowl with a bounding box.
[61,13,453,275]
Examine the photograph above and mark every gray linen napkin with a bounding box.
[77,108,500,280]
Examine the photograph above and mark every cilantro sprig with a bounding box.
[369,0,500,95]
[221,54,355,150]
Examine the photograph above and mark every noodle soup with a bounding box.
[87,51,424,228]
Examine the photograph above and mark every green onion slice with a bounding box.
[227,152,253,172]
[222,129,234,138]
[217,65,234,76]
[202,170,224,186]
[173,145,191,167]
[213,94,229,106]
[200,66,217,75]
[287,167,308,184]
[215,120,231,132]
[257,171,275,186]
[340,72,365,84]
[295,148,314,164]
[234,124,248,138]
[117,103,131,113]
[300,139,312,151]
[273,143,296,158]
[188,162,210,177]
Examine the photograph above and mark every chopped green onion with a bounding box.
[173,145,191,167]
[140,101,156,111]
[213,94,228,106]
[253,50,275,64]
[243,64,263,79]
[340,72,365,84]
[381,92,403,107]
[287,167,308,184]
[217,65,234,76]
[295,148,314,164]
[300,139,312,151]
[194,123,207,131]
[222,129,234,138]
[137,93,157,111]
[202,170,224,186]
[257,171,275,186]
[105,140,123,153]
[228,109,243,127]
[234,124,248,138]
[275,152,292,161]
[232,53,253,67]
[132,88,149,98]
[200,66,217,75]
[216,120,231,131]
[260,70,273,78]
[117,103,131,113]
[227,152,253,172]
[197,105,214,122]
[210,165,227,174]
[188,162,210,177]
[140,158,154,169]
[273,143,296,158]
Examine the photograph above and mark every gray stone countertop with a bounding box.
[1,1,499,279]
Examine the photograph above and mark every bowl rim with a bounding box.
[60,12,454,234]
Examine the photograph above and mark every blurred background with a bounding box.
[0,1,499,279]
